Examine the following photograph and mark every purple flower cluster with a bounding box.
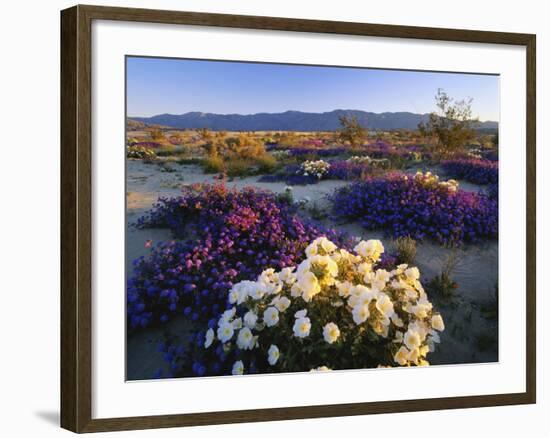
[327,160,375,181]
[362,140,421,160]
[259,161,375,185]
[128,183,347,329]
[287,147,347,158]
[331,174,498,245]
[441,159,499,185]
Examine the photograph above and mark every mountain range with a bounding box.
[128,109,498,132]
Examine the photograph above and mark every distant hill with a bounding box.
[128,110,498,132]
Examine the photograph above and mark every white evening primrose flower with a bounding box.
[278,267,296,285]
[404,329,422,351]
[298,271,321,302]
[408,347,421,364]
[204,328,214,349]
[317,236,337,253]
[217,322,235,343]
[431,314,445,331]
[267,344,280,366]
[310,366,332,372]
[293,317,311,338]
[357,262,373,276]
[219,307,237,325]
[354,239,384,260]
[404,267,420,281]
[243,310,258,329]
[323,322,340,344]
[272,296,291,312]
[335,280,352,297]
[231,317,243,329]
[263,306,280,327]
[248,283,267,300]
[305,241,319,258]
[290,282,302,298]
[310,254,339,278]
[391,314,404,328]
[294,309,307,319]
[232,360,244,375]
[375,293,395,319]
[352,304,370,325]
[236,327,255,350]
[394,346,410,366]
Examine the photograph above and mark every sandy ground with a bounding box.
[126,159,498,379]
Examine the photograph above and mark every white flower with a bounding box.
[217,322,234,343]
[236,327,255,350]
[354,239,384,260]
[278,267,296,284]
[218,307,236,325]
[232,360,244,375]
[271,295,291,312]
[352,304,370,325]
[431,314,445,331]
[310,366,332,372]
[243,310,258,329]
[404,329,422,351]
[204,328,214,348]
[404,267,420,281]
[394,346,410,365]
[248,283,267,300]
[298,271,321,302]
[375,293,395,320]
[293,317,311,338]
[323,322,340,344]
[310,254,338,278]
[231,317,242,329]
[268,344,280,365]
[316,236,337,253]
[263,306,280,327]
[294,309,307,319]
[336,280,352,297]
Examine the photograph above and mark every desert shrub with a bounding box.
[226,158,250,177]
[128,183,349,330]
[331,172,498,245]
[394,236,417,265]
[148,128,165,141]
[418,89,477,158]
[155,144,177,156]
[427,251,459,297]
[441,159,498,185]
[255,153,278,173]
[162,237,445,377]
[203,156,225,173]
[226,133,266,159]
[127,146,157,160]
[337,115,367,147]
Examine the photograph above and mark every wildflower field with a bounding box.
[124,55,500,381]
[126,127,499,380]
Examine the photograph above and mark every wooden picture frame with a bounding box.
[61,4,536,433]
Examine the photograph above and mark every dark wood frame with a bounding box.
[61,4,536,433]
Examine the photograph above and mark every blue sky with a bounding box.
[126,57,499,122]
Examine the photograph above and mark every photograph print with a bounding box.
[125,57,499,380]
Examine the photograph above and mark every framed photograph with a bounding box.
[60,4,536,433]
